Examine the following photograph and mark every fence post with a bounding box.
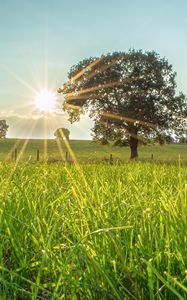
[15,148,17,162]
[109,154,113,164]
[65,151,68,162]
[151,153,154,160]
[36,149,40,162]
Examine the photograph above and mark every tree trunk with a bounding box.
[129,131,138,160]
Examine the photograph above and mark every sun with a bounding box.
[34,89,57,112]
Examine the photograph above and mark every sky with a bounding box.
[0,0,187,139]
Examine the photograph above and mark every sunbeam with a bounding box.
[3,119,38,190]
[52,117,90,190]
[5,107,42,161]
[64,77,136,99]
[101,111,163,130]
[0,64,38,94]
[63,57,104,89]
[63,103,81,110]
[43,115,48,162]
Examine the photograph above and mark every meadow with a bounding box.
[0,138,187,163]
[0,140,187,299]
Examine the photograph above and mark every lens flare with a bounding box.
[34,89,57,112]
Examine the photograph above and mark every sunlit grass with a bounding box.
[1,140,187,164]
[0,162,186,299]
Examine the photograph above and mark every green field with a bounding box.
[0,138,187,163]
[0,162,187,299]
[0,139,187,299]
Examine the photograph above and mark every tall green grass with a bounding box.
[0,162,187,299]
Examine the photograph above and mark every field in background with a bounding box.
[0,162,187,299]
[0,138,187,163]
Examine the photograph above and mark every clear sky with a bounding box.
[0,0,187,139]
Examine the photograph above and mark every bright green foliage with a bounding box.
[0,162,187,299]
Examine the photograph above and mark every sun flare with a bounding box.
[34,89,57,112]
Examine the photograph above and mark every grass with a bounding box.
[0,138,187,163]
[0,161,187,299]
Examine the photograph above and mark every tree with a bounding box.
[54,128,70,140]
[0,120,8,138]
[58,50,187,159]
[179,136,187,144]
[153,133,174,145]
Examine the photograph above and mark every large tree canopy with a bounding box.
[0,120,8,139]
[58,50,187,159]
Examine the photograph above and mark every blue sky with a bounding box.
[0,0,187,139]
